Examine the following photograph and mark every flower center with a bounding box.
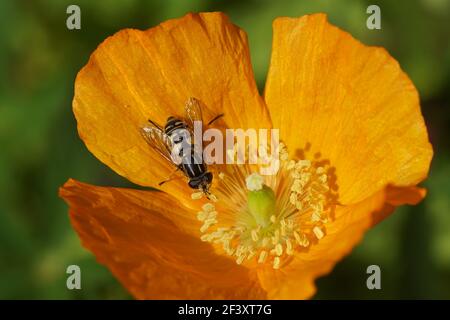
[195,143,336,269]
[246,173,276,227]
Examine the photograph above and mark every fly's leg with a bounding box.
[158,167,182,186]
[207,113,224,126]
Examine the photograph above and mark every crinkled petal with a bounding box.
[265,13,432,204]
[73,12,270,204]
[257,187,396,299]
[59,179,265,299]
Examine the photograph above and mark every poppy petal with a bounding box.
[265,13,433,204]
[370,185,426,224]
[59,179,266,299]
[256,188,389,299]
[73,12,269,203]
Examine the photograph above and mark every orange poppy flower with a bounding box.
[59,12,433,299]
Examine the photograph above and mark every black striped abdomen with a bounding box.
[181,150,206,179]
[165,116,206,179]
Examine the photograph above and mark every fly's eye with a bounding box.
[188,179,200,189]
[205,172,213,183]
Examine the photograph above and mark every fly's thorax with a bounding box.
[165,117,188,136]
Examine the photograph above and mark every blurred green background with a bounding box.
[0,0,449,299]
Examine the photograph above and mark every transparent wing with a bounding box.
[184,97,203,131]
[141,121,175,166]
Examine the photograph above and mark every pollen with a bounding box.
[191,191,203,200]
[193,143,336,269]
[246,173,264,191]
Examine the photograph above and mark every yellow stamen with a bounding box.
[191,191,203,200]
[192,143,335,269]
[313,226,324,239]
[202,203,215,212]
[286,239,293,255]
[273,257,280,269]
[275,243,283,256]
[258,250,268,263]
[246,172,265,191]
[251,229,259,242]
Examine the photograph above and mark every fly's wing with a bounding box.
[141,122,176,166]
[184,97,206,164]
[184,97,203,133]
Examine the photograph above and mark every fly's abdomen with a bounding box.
[181,147,206,179]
